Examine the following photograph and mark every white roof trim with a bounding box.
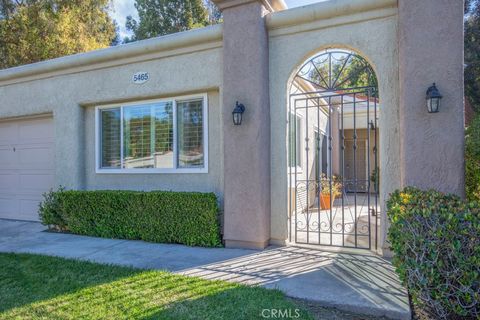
[212,0,286,12]
[0,24,223,83]
[266,0,397,30]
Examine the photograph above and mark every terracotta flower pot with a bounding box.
[320,194,335,210]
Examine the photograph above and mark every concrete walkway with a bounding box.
[0,220,411,320]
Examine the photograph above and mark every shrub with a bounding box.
[466,114,480,202]
[39,190,222,247]
[39,187,67,231]
[387,187,480,319]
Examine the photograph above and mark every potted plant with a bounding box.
[319,174,342,210]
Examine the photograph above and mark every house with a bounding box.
[0,0,464,255]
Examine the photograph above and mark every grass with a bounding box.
[0,253,313,319]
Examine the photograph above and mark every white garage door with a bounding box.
[0,116,54,221]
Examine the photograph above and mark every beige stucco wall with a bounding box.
[221,1,272,249]
[0,37,224,201]
[398,0,465,196]
[268,5,400,251]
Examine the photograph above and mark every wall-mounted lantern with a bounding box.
[426,83,442,113]
[232,101,245,125]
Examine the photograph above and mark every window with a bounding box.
[321,133,328,176]
[288,113,302,169]
[100,108,121,169]
[314,130,329,181]
[96,95,208,173]
[123,102,174,169]
[177,100,204,168]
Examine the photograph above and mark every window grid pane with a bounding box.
[177,100,204,168]
[101,108,121,168]
[153,102,174,168]
[123,105,153,168]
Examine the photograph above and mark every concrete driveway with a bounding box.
[0,219,410,320]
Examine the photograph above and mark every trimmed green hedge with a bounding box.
[40,189,222,247]
[466,114,480,202]
[387,187,480,319]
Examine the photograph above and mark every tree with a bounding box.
[465,0,480,112]
[125,0,221,42]
[0,0,116,69]
[205,0,221,25]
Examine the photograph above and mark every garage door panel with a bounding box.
[0,173,19,190]
[20,198,43,219]
[0,197,40,221]
[0,146,16,168]
[18,119,54,141]
[17,145,54,169]
[0,123,17,144]
[19,173,54,191]
[0,116,54,221]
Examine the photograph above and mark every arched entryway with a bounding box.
[287,49,380,250]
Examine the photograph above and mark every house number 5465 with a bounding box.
[133,72,149,84]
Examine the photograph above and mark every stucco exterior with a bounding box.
[398,0,465,196]
[0,28,224,201]
[220,1,272,249]
[0,0,464,255]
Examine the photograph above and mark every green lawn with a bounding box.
[0,253,312,319]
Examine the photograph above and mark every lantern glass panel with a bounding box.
[428,98,440,113]
[233,112,242,125]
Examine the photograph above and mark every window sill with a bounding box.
[96,168,209,174]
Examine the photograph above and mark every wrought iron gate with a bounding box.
[288,50,379,250]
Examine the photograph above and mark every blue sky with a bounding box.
[110,0,326,40]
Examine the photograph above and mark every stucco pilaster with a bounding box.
[218,1,271,249]
[398,0,465,196]
[54,105,85,190]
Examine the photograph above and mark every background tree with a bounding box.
[0,0,116,69]
[204,0,221,25]
[125,0,221,42]
[465,0,480,112]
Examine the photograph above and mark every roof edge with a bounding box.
[266,0,397,30]
[0,23,223,83]
[212,0,286,12]
[265,0,287,11]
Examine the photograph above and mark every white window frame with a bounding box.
[95,93,209,174]
[314,126,330,178]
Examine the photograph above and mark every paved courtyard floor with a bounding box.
[0,219,410,320]
[291,194,381,249]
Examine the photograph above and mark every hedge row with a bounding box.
[387,187,480,319]
[40,189,222,247]
[466,114,480,202]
